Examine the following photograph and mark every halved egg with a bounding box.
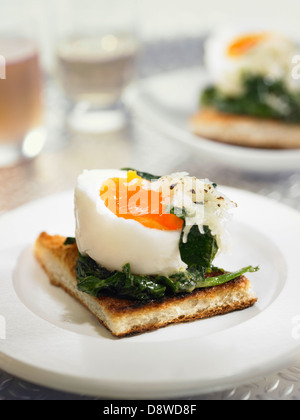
[75,169,187,276]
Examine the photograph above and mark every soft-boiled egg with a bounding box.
[75,169,235,277]
[75,169,187,276]
[205,27,298,96]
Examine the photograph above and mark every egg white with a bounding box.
[75,169,187,276]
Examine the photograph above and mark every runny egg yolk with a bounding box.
[228,33,269,57]
[100,171,184,231]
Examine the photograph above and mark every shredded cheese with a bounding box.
[152,172,237,251]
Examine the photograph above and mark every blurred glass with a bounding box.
[53,0,140,133]
[0,18,45,167]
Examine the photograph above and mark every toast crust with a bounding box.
[34,232,257,337]
[190,108,300,149]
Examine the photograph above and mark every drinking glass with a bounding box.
[0,18,45,167]
[53,0,140,133]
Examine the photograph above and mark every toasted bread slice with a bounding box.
[190,108,300,149]
[34,232,257,338]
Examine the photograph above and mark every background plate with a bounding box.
[125,68,300,173]
[1,188,300,398]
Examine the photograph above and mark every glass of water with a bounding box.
[53,0,140,133]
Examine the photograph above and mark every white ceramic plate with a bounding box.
[124,68,300,173]
[1,188,300,399]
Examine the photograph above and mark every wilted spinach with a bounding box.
[201,75,300,123]
[72,169,259,301]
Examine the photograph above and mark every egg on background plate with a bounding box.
[204,25,299,96]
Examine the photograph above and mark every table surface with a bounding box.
[1,37,300,400]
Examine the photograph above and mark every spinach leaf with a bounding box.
[193,265,259,288]
[158,266,206,294]
[63,237,76,245]
[160,265,259,294]
[201,75,300,123]
[167,206,218,270]
[121,264,166,300]
[74,168,259,302]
